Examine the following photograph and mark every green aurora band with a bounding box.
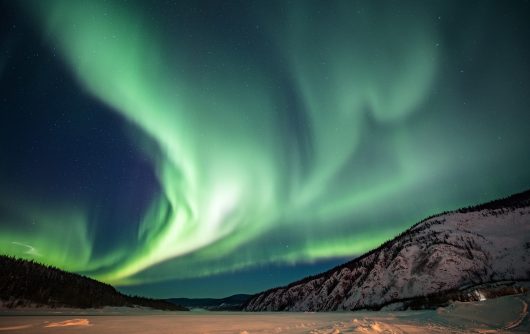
[2,0,530,289]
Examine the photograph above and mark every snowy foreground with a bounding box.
[0,293,528,333]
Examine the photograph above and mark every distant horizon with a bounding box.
[118,256,353,299]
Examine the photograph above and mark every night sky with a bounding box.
[1,0,530,298]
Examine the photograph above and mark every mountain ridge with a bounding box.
[167,294,251,311]
[244,189,530,311]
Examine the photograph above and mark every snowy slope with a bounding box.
[244,190,530,311]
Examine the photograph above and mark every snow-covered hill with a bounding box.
[244,190,530,311]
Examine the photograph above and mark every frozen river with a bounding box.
[0,293,528,333]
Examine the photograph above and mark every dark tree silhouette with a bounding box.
[0,255,188,311]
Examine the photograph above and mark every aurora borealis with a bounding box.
[1,0,530,298]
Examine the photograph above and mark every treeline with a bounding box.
[0,255,187,311]
[364,280,529,311]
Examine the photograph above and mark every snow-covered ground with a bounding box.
[0,292,528,333]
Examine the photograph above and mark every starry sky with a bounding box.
[1,0,530,298]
